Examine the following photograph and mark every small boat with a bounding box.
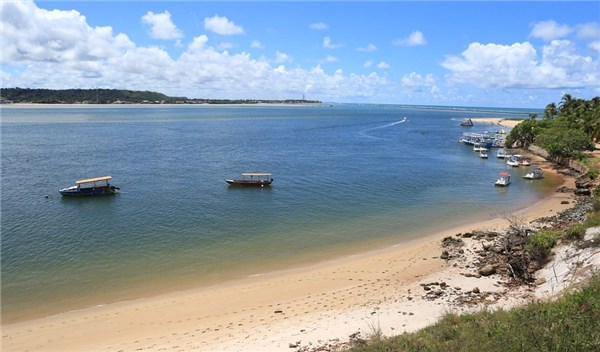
[495,172,511,187]
[460,118,474,126]
[59,175,119,196]
[473,143,487,152]
[519,158,531,166]
[225,172,273,187]
[523,166,544,180]
[479,150,488,158]
[496,149,507,159]
[506,157,520,167]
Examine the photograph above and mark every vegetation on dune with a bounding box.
[347,274,600,352]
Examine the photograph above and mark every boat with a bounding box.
[59,175,119,196]
[460,118,474,126]
[496,149,507,159]
[495,172,511,186]
[519,158,531,166]
[225,172,273,187]
[506,156,520,167]
[479,150,488,158]
[473,143,489,152]
[459,132,494,148]
[523,166,544,180]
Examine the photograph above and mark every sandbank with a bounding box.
[471,117,523,128]
[2,161,577,351]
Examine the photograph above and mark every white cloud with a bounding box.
[1,0,133,64]
[576,22,600,40]
[393,31,426,46]
[250,40,264,49]
[309,22,328,30]
[204,15,244,36]
[377,61,389,69]
[357,44,377,52]
[589,41,600,53]
[363,60,373,68]
[320,55,339,63]
[400,72,436,91]
[323,36,343,49]
[530,20,572,41]
[273,51,292,64]
[141,11,182,40]
[441,41,599,89]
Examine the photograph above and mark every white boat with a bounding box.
[496,149,507,159]
[523,166,543,180]
[473,143,487,152]
[479,149,488,158]
[506,157,520,167]
[519,158,531,166]
[495,172,511,186]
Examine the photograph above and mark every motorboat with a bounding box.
[523,166,544,180]
[519,158,531,166]
[226,173,273,187]
[460,118,474,126]
[495,172,511,186]
[506,157,520,167]
[473,143,487,152]
[479,149,488,158]
[59,175,119,196]
[496,149,507,159]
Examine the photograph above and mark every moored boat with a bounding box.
[479,149,488,158]
[523,166,544,180]
[59,176,119,196]
[495,172,511,186]
[496,149,507,159]
[506,156,520,167]
[460,118,474,126]
[225,173,273,187]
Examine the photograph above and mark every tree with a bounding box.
[536,127,594,159]
[543,102,558,120]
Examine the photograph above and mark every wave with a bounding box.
[360,117,407,139]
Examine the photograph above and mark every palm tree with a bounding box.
[543,102,558,119]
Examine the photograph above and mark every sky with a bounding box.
[1,1,599,108]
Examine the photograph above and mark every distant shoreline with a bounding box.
[1,102,325,108]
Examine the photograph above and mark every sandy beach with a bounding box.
[471,117,523,129]
[2,159,579,352]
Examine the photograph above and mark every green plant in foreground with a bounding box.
[347,274,600,352]
[584,212,600,228]
[525,230,562,261]
[565,223,587,240]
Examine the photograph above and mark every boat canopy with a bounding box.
[76,176,112,184]
[499,172,510,176]
[241,173,271,177]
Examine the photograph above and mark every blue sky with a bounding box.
[2,1,599,107]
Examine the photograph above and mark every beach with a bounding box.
[2,163,577,352]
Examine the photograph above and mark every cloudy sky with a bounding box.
[1,0,599,108]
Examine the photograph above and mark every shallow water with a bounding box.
[1,104,556,322]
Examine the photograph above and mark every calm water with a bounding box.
[1,104,557,322]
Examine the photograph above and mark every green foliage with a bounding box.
[565,223,587,240]
[0,87,321,105]
[584,212,600,228]
[535,127,595,159]
[347,274,600,352]
[525,230,562,261]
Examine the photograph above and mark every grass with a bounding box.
[525,230,562,262]
[346,274,600,352]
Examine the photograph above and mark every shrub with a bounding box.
[525,230,562,261]
[565,223,586,240]
[584,212,600,228]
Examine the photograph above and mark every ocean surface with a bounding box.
[1,104,558,323]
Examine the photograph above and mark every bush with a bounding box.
[525,230,562,261]
[584,212,600,228]
[565,223,587,240]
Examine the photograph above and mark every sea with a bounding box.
[0,103,558,323]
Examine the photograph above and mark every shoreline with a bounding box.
[2,162,577,351]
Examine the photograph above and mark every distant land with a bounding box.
[0,88,321,105]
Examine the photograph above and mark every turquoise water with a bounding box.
[1,104,558,322]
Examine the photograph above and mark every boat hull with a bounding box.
[225,180,272,187]
[59,186,117,196]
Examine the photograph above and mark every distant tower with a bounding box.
[302,93,305,101]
